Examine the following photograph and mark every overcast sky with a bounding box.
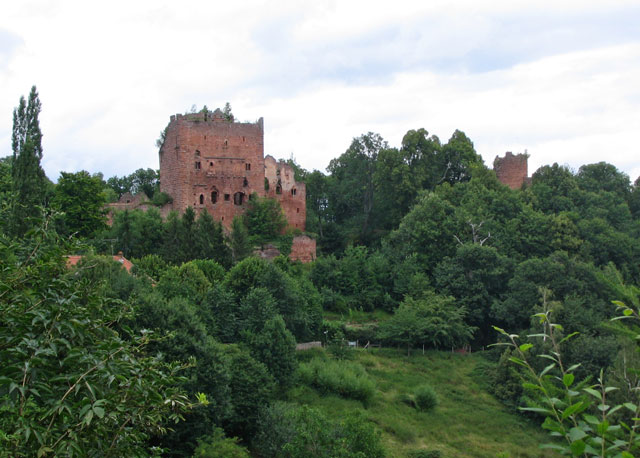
[1,0,639,182]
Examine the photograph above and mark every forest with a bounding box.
[2,88,640,457]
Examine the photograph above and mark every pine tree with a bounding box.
[10,86,47,236]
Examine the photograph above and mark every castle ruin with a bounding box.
[158,108,307,231]
[493,151,529,189]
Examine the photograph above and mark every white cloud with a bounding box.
[0,0,638,182]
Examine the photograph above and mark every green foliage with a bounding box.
[9,86,49,237]
[297,358,376,405]
[223,345,275,438]
[107,168,159,199]
[378,292,475,354]
[0,219,191,457]
[493,298,640,456]
[53,170,107,238]
[435,243,513,345]
[157,262,211,303]
[130,254,168,282]
[247,315,298,387]
[230,215,252,263]
[151,191,172,206]
[194,428,249,458]
[244,193,287,241]
[413,384,438,411]
[253,402,385,458]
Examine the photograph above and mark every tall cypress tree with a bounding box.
[11,85,46,236]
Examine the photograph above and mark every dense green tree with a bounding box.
[383,191,459,275]
[106,168,159,199]
[223,345,275,439]
[0,218,191,457]
[378,291,475,354]
[53,171,107,238]
[253,403,385,458]
[194,428,249,458]
[230,215,252,263]
[244,194,287,241]
[435,244,514,345]
[327,132,387,246]
[576,162,630,200]
[246,315,297,387]
[195,210,232,267]
[10,86,48,237]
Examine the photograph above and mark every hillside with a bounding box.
[290,348,556,458]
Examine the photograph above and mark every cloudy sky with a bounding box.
[1,0,639,182]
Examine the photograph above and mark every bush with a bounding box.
[194,428,249,458]
[253,402,385,458]
[298,358,375,405]
[414,384,438,411]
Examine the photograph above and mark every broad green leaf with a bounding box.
[584,388,602,400]
[563,373,575,388]
[583,414,599,425]
[569,439,586,456]
[540,363,556,377]
[559,331,580,344]
[568,427,587,442]
[519,343,533,352]
[562,402,583,420]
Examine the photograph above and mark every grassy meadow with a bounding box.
[289,347,557,458]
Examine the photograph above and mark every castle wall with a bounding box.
[493,152,529,190]
[289,235,316,263]
[264,156,307,230]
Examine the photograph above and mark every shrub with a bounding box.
[414,384,438,411]
[253,402,385,458]
[298,358,375,405]
[194,428,249,458]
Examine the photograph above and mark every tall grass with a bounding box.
[298,358,375,405]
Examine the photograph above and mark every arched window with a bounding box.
[291,188,297,196]
[211,190,218,203]
[199,194,204,205]
[243,177,248,187]
[234,192,244,206]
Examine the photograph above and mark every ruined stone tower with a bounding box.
[493,152,529,190]
[158,108,306,231]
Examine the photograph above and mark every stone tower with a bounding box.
[158,108,306,230]
[493,152,529,190]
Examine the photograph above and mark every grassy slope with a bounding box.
[289,348,557,458]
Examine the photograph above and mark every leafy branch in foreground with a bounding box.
[492,289,640,457]
[0,218,194,457]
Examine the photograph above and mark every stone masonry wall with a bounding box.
[159,110,308,232]
[289,235,316,263]
[493,152,529,190]
[264,156,307,231]
[160,110,266,226]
